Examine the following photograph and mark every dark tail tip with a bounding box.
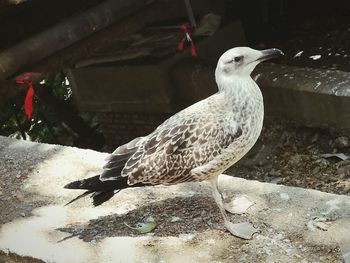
[64,175,102,190]
[64,175,127,206]
[64,175,147,206]
[64,181,82,189]
[64,190,93,206]
[91,190,119,206]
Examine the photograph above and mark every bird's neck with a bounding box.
[217,74,264,146]
[217,75,261,104]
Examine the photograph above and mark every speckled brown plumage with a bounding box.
[98,48,276,187]
[101,83,263,186]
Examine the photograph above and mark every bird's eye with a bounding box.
[234,56,243,63]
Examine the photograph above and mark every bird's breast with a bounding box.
[223,82,264,161]
[240,95,264,144]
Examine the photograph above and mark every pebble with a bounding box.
[269,177,283,184]
[334,136,349,149]
[193,217,202,224]
[336,165,350,176]
[312,166,321,174]
[144,216,155,223]
[206,239,216,245]
[279,192,290,201]
[339,159,350,166]
[170,216,181,222]
[14,191,24,201]
[288,154,302,166]
[269,169,281,177]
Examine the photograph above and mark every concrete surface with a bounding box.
[0,135,350,263]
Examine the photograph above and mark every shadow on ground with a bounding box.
[57,195,227,241]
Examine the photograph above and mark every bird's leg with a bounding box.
[210,176,230,223]
[210,176,258,239]
[211,176,254,215]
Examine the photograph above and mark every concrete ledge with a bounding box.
[255,64,350,129]
[0,136,349,262]
[69,55,350,130]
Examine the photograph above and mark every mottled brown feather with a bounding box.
[118,94,244,185]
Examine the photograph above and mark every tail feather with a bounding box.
[64,190,94,206]
[64,175,146,206]
[91,190,117,206]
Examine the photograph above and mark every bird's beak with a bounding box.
[257,48,284,62]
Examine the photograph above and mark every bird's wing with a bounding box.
[100,136,144,181]
[116,94,243,185]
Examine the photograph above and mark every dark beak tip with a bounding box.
[276,48,284,56]
[259,48,284,61]
[270,48,284,57]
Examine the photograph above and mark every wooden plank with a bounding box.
[0,0,154,80]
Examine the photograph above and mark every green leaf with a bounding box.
[124,222,157,234]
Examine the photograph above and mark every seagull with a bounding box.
[64,46,283,238]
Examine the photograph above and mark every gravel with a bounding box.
[227,117,350,196]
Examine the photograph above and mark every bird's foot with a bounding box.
[224,195,254,214]
[224,221,258,239]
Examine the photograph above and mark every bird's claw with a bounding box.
[224,196,254,214]
[224,221,259,239]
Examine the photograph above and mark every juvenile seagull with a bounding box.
[65,47,283,238]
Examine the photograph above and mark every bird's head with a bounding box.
[215,47,283,81]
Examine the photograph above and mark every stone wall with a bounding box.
[67,22,247,150]
[98,112,170,151]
